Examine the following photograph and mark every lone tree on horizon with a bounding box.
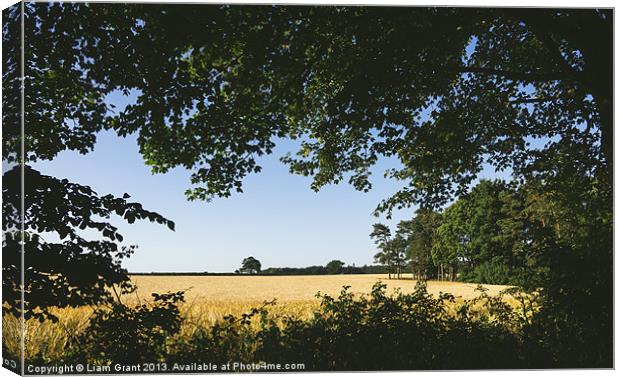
[238,257,262,274]
[325,260,345,274]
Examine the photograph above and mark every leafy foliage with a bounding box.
[375,172,612,366]
[398,209,442,279]
[2,165,174,321]
[67,291,185,364]
[11,4,611,211]
[56,282,562,369]
[432,180,529,284]
[375,176,610,293]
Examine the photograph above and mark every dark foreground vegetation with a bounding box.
[14,281,603,371]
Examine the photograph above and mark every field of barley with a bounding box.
[129,274,510,323]
[132,273,509,301]
[6,274,512,362]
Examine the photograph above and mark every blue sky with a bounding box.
[32,122,420,273]
[32,124,510,272]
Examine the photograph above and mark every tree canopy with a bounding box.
[5,4,612,212]
[398,209,442,279]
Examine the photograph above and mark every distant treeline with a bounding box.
[130,264,387,276]
[261,264,387,275]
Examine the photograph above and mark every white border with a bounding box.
[0,1,615,377]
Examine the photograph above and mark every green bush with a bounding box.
[167,282,530,370]
[463,257,514,285]
[66,291,185,365]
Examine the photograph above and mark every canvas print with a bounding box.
[2,2,613,374]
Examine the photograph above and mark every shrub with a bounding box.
[67,291,185,364]
[465,257,514,285]
[44,280,609,370]
[168,282,531,370]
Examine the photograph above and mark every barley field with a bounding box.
[131,274,509,302]
[129,274,510,325]
[5,274,512,362]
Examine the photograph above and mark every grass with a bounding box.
[4,274,513,362]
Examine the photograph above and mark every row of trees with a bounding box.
[237,257,387,275]
[262,261,388,275]
[371,179,590,286]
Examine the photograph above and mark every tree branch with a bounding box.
[446,66,569,83]
[509,97,563,104]
[500,10,586,83]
